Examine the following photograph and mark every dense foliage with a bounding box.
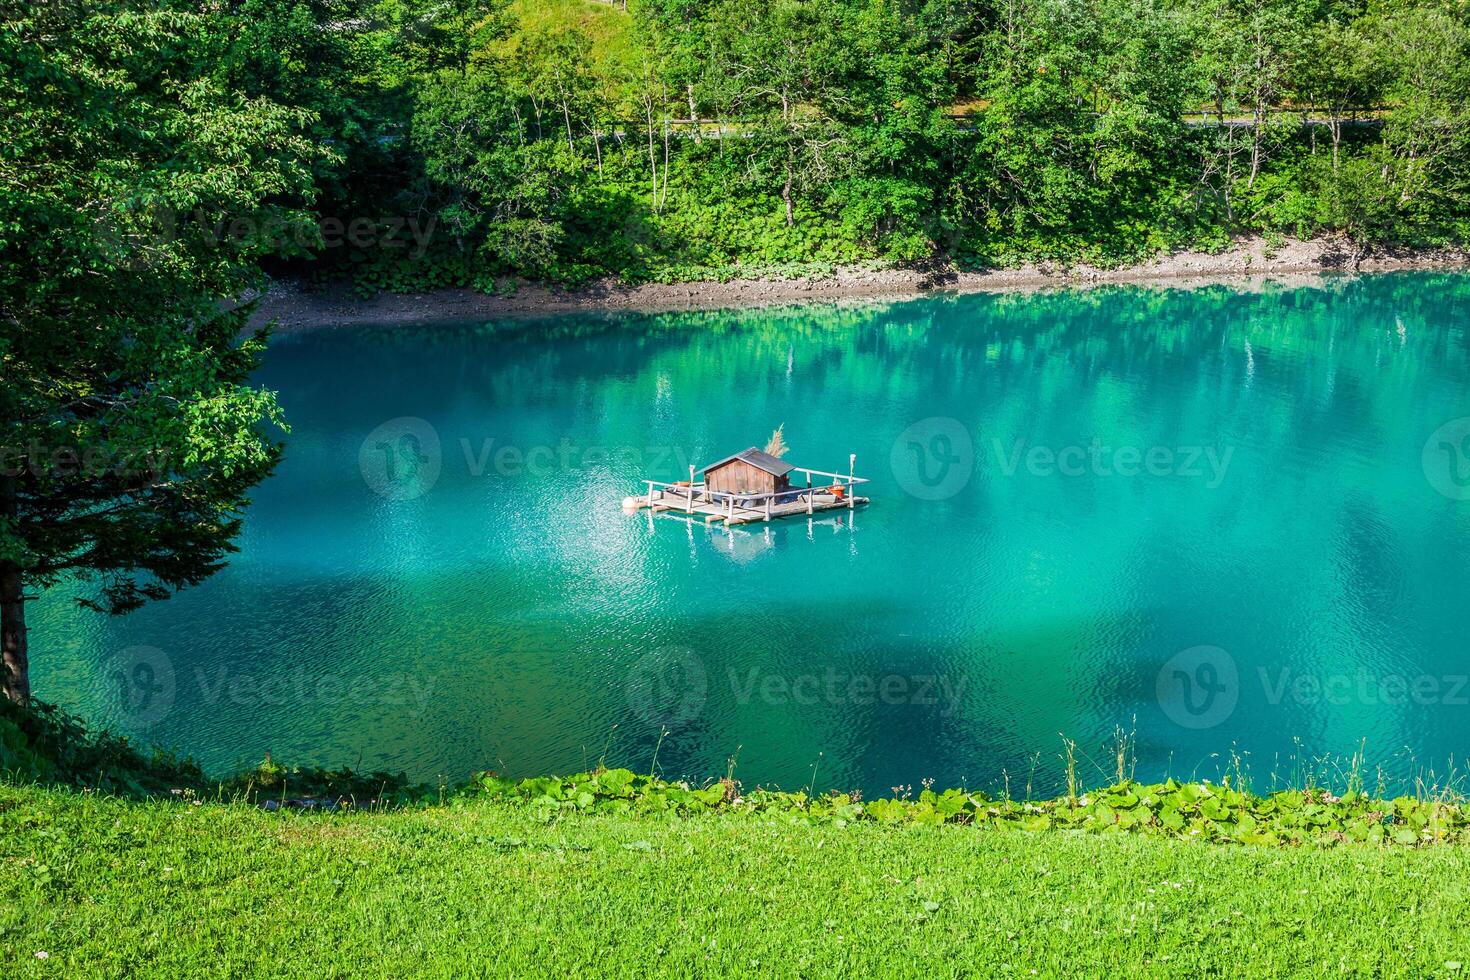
[1,2,304,701]
[175,0,1470,290]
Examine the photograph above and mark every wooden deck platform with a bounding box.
[626,488,869,525]
[625,455,870,526]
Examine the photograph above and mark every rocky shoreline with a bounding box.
[251,237,1470,332]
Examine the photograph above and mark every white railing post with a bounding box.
[686,465,695,513]
[848,454,856,510]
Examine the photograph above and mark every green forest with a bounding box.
[8,0,1470,295]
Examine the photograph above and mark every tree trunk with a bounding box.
[0,563,24,704]
[1247,41,1268,191]
[659,82,671,209]
[645,95,659,212]
[687,84,701,143]
[1249,103,1264,190]
[781,88,795,226]
[1222,135,1234,221]
[1,476,26,703]
[661,120,670,209]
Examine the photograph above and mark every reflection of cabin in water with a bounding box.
[624,444,870,525]
[702,448,793,497]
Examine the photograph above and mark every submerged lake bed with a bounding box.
[36,273,1470,797]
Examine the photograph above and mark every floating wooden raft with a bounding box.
[623,453,870,525]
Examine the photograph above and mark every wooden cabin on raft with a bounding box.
[623,444,870,525]
[702,447,793,497]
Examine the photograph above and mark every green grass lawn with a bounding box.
[4,783,1469,978]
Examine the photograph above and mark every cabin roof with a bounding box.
[701,447,794,478]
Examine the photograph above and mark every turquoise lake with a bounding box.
[33,272,1470,796]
